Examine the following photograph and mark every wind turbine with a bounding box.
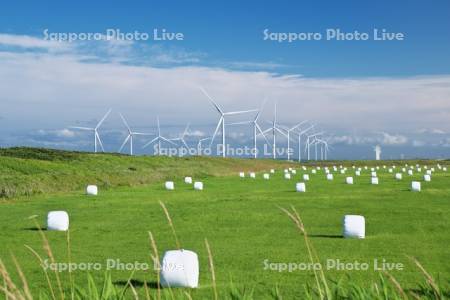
[70,109,111,153]
[305,131,324,161]
[118,113,154,155]
[262,101,288,159]
[197,137,211,155]
[142,117,177,155]
[295,124,314,162]
[199,87,258,158]
[170,123,191,150]
[228,99,270,159]
[280,120,308,161]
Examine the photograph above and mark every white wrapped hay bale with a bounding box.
[395,173,402,180]
[408,170,413,176]
[346,177,354,185]
[388,168,393,173]
[288,167,293,171]
[370,167,375,172]
[303,174,310,181]
[296,182,306,192]
[402,168,406,172]
[411,181,421,192]
[184,177,193,184]
[284,169,289,173]
[371,177,379,185]
[443,167,447,172]
[284,173,291,180]
[355,170,361,176]
[340,169,346,174]
[311,169,317,174]
[165,181,175,190]
[326,174,334,180]
[47,211,69,231]
[263,173,270,180]
[423,174,431,182]
[249,172,256,178]
[291,169,297,174]
[194,182,203,190]
[302,166,307,171]
[343,215,365,239]
[364,166,368,170]
[371,171,377,177]
[160,250,199,288]
[325,169,330,174]
[431,167,435,172]
[239,172,245,178]
[270,169,275,174]
[426,170,432,175]
[417,168,422,172]
[86,185,98,196]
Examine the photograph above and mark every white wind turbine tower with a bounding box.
[142,117,176,155]
[374,145,381,160]
[118,113,154,155]
[228,100,270,159]
[199,87,258,158]
[70,109,112,153]
[296,124,314,162]
[316,138,331,160]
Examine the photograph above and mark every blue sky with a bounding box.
[0,0,450,159]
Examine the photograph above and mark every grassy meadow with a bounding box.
[0,148,449,299]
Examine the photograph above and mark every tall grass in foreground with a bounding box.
[0,204,447,299]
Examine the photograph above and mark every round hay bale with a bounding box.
[165,181,175,190]
[296,182,306,192]
[343,215,365,239]
[303,174,310,181]
[346,177,354,185]
[411,181,421,192]
[194,182,203,190]
[160,249,199,288]
[184,177,193,184]
[371,177,379,185]
[86,185,98,196]
[47,211,69,231]
[327,174,334,180]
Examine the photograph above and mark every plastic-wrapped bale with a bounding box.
[47,211,69,231]
[194,182,203,190]
[431,167,435,172]
[249,172,256,178]
[284,173,291,180]
[426,170,432,175]
[184,177,193,184]
[407,170,413,176]
[411,181,421,192]
[443,167,448,172]
[284,169,289,173]
[325,169,330,174]
[423,174,431,182]
[239,172,245,178]
[296,182,306,192]
[371,171,377,177]
[316,166,321,170]
[160,249,199,288]
[355,170,361,176]
[303,174,310,181]
[370,167,375,172]
[311,169,317,174]
[346,177,354,185]
[417,168,422,172]
[270,169,275,174]
[388,168,393,173]
[364,166,368,170]
[302,166,307,171]
[165,181,175,190]
[326,174,334,180]
[371,177,379,185]
[263,173,270,180]
[343,215,365,239]
[340,169,346,174]
[395,173,402,180]
[288,167,293,171]
[86,185,98,196]
[402,168,406,172]
[291,169,297,174]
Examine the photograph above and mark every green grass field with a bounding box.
[0,148,449,299]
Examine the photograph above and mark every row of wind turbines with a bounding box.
[69,88,330,161]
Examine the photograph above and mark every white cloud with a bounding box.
[380,132,408,145]
[0,33,69,51]
[1,33,450,145]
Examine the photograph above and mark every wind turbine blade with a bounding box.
[276,127,288,138]
[132,132,154,136]
[118,135,131,153]
[291,120,308,131]
[96,109,112,129]
[182,123,190,138]
[161,136,177,146]
[142,137,159,149]
[224,109,259,115]
[256,123,271,146]
[181,138,189,149]
[228,121,252,126]
[119,113,131,132]
[70,126,93,131]
[199,86,224,115]
[96,132,105,152]
[209,117,223,147]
